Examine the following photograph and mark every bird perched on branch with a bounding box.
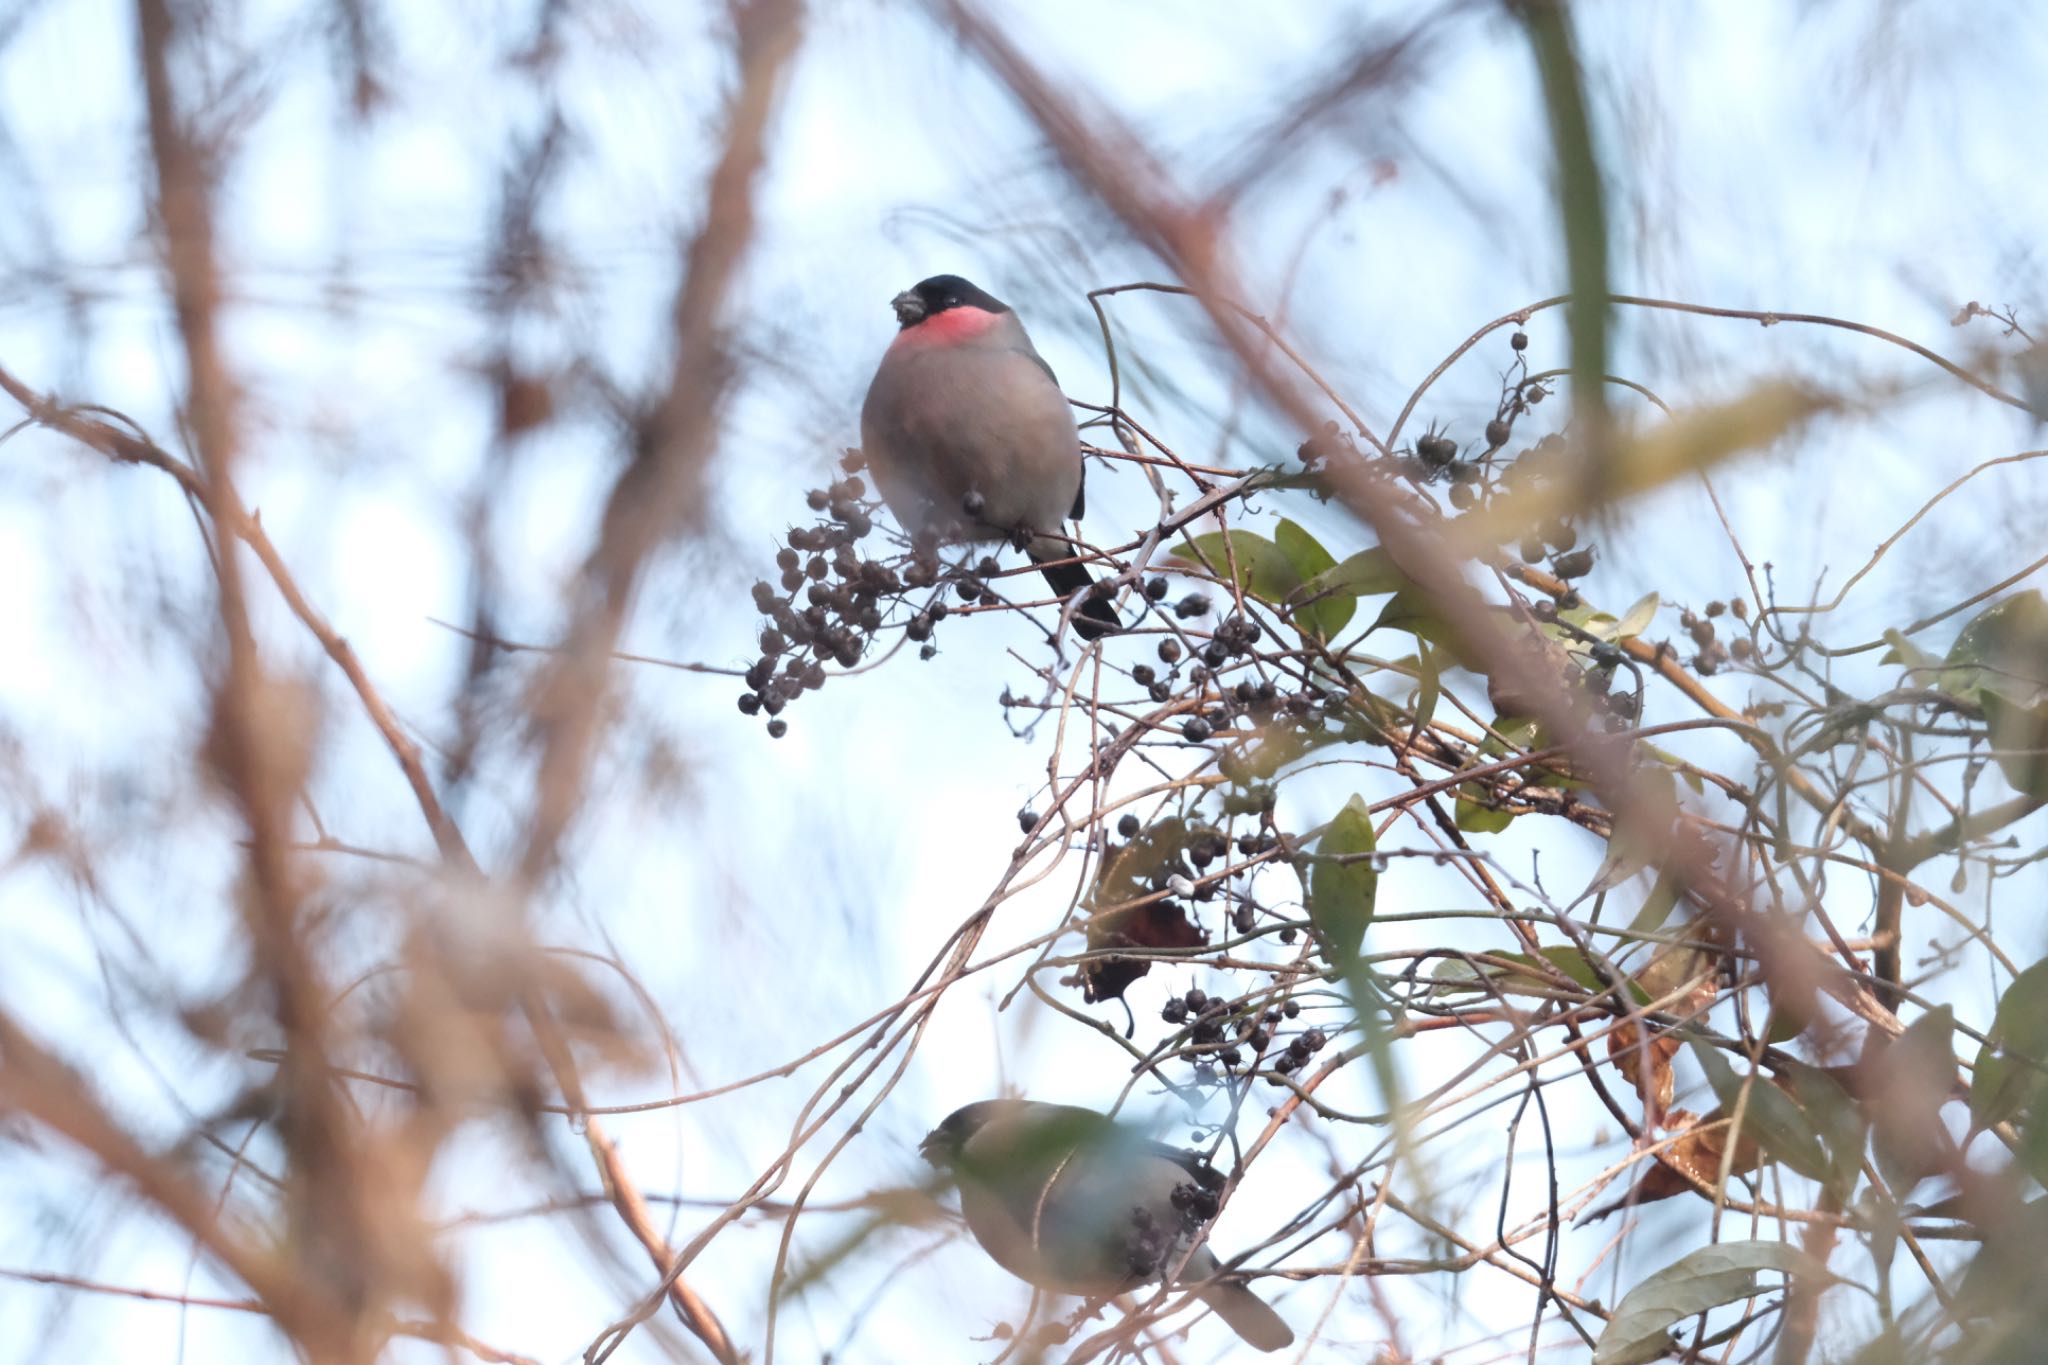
[920,1099,1294,1353]
[861,274,1118,639]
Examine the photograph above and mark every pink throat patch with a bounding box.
[892,305,1001,350]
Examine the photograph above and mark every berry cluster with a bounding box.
[739,458,1002,736]
[738,469,894,736]
[1158,988,1326,1087]
[1681,598,1754,674]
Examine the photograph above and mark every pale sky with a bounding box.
[2,1,2046,1361]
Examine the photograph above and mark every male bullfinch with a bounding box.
[920,1099,1295,1353]
[861,275,1119,639]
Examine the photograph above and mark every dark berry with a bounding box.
[1017,808,1038,834]
[1182,717,1213,742]
[1118,814,1141,839]
[1553,548,1594,579]
[737,693,760,715]
[1176,593,1211,620]
[1132,664,1156,686]
[1158,638,1182,664]
[1485,418,1511,448]
[1146,577,1170,601]
[1448,482,1477,509]
[766,718,788,738]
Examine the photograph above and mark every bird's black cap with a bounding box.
[892,275,1011,328]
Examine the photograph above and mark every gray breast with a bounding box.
[861,338,1082,543]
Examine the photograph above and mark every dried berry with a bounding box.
[1552,548,1595,579]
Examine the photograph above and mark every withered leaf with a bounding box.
[1078,897,1207,1004]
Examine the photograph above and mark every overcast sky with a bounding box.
[3,1,2047,1360]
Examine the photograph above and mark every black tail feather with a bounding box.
[1035,555,1118,640]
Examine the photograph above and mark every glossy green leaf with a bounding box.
[1177,530,1296,604]
[1784,1060,1868,1201]
[1616,591,1660,640]
[1370,588,1459,651]
[1872,1006,1956,1192]
[1879,628,1940,672]
[1309,795,1378,968]
[1690,1040,1830,1182]
[1592,1240,1805,1365]
[1454,793,1514,833]
[1971,959,2048,1128]
[1295,545,1406,603]
[1627,870,1681,934]
[1943,591,2048,797]
[1272,518,1355,640]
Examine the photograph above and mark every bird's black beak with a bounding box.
[891,290,927,328]
[917,1129,948,1167]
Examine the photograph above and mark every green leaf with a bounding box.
[1409,639,1442,734]
[1627,870,1681,934]
[1943,591,2048,797]
[1616,591,1660,640]
[1524,945,1602,994]
[1879,628,1941,672]
[1308,796,1378,970]
[1592,1240,1805,1365]
[1518,0,1610,484]
[1454,793,1514,833]
[1370,588,1459,650]
[1872,1006,1956,1192]
[1945,591,2048,708]
[1970,958,2048,1128]
[1296,545,1406,602]
[1689,1040,1831,1182]
[1642,743,1705,794]
[1558,601,1623,641]
[1272,519,1355,640]
[1784,1061,1868,1201]
[1177,530,1296,603]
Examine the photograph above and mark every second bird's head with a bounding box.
[890,274,1012,329]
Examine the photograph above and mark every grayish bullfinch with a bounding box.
[861,275,1118,639]
[920,1099,1294,1353]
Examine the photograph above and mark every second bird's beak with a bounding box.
[891,290,926,327]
